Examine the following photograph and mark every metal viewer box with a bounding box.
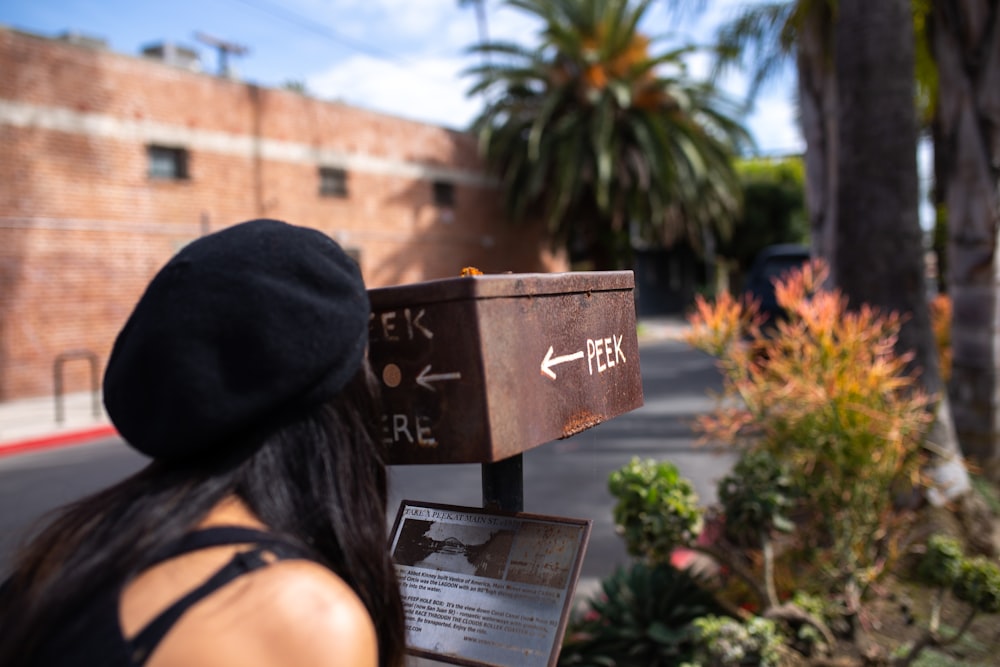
[368,271,644,465]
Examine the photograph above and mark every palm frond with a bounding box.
[466,0,749,268]
[712,1,796,101]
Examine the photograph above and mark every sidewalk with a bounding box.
[0,316,690,458]
[637,315,690,343]
[0,390,116,457]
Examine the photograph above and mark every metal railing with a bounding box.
[53,350,100,424]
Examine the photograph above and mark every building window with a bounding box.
[147,145,189,180]
[432,180,455,207]
[319,167,348,197]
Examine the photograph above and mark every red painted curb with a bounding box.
[0,425,119,458]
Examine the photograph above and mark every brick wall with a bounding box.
[0,27,566,400]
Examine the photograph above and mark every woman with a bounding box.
[0,219,406,667]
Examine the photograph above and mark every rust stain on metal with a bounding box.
[560,410,606,439]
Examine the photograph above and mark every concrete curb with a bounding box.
[0,424,118,458]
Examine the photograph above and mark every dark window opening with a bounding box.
[320,167,349,197]
[432,180,455,207]
[147,145,189,180]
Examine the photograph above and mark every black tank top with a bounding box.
[37,526,315,667]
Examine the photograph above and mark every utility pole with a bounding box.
[194,32,248,78]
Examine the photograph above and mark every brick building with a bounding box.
[0,26,565,402]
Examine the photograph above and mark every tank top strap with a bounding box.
[127,527,314,665]
[144,526,309,566]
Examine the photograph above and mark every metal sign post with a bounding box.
[482,453,524,513]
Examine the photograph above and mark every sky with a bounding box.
[0,0,805,157]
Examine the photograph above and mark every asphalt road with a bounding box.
[0,339,735,579]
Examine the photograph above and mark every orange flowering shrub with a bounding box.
[685,260,934,595]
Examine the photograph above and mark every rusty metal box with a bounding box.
[368,271,644,465]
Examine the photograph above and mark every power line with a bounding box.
[227,0,471,89]
[230,0,414,65]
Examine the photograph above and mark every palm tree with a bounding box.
[834,0,927,341]
[713,0,943,279]
[709,0,972,498]
[465,0,751,270]
[930,0,1000,477]
[834,0,946,430]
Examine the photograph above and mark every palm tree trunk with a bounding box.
[932,0,1000,481]
[796,3,837,263]
[834,0,971,499]
[834,0,930,377]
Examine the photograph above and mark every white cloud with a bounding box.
[301,0,541,130]
[745,94,804,156]
[308,53,484,130]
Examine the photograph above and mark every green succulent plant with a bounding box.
[717,450,796,545]
[559,562,727,667]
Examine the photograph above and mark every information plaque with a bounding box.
[390,500,591,667]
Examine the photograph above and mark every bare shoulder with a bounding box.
[154,559,378,667]
[243,560,379,666]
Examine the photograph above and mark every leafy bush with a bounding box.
[717,450,796,545]
[683,615,783,667]
[609,457,703,562]
[789,591,833,653]
[685,260,933,595]
[900,533,1000,663]
[579,261,992,666]
[917,535,964,589]
[720,156,808,274]
[953,556,1000,614]
[559,562,727,667]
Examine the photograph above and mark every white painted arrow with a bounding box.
[540,346,585,380]
[417,365,462,391]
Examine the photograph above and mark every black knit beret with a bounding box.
[103,219,370,462]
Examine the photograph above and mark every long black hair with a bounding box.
[0,361,406,667]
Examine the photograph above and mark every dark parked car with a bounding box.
[743,244,811,325]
